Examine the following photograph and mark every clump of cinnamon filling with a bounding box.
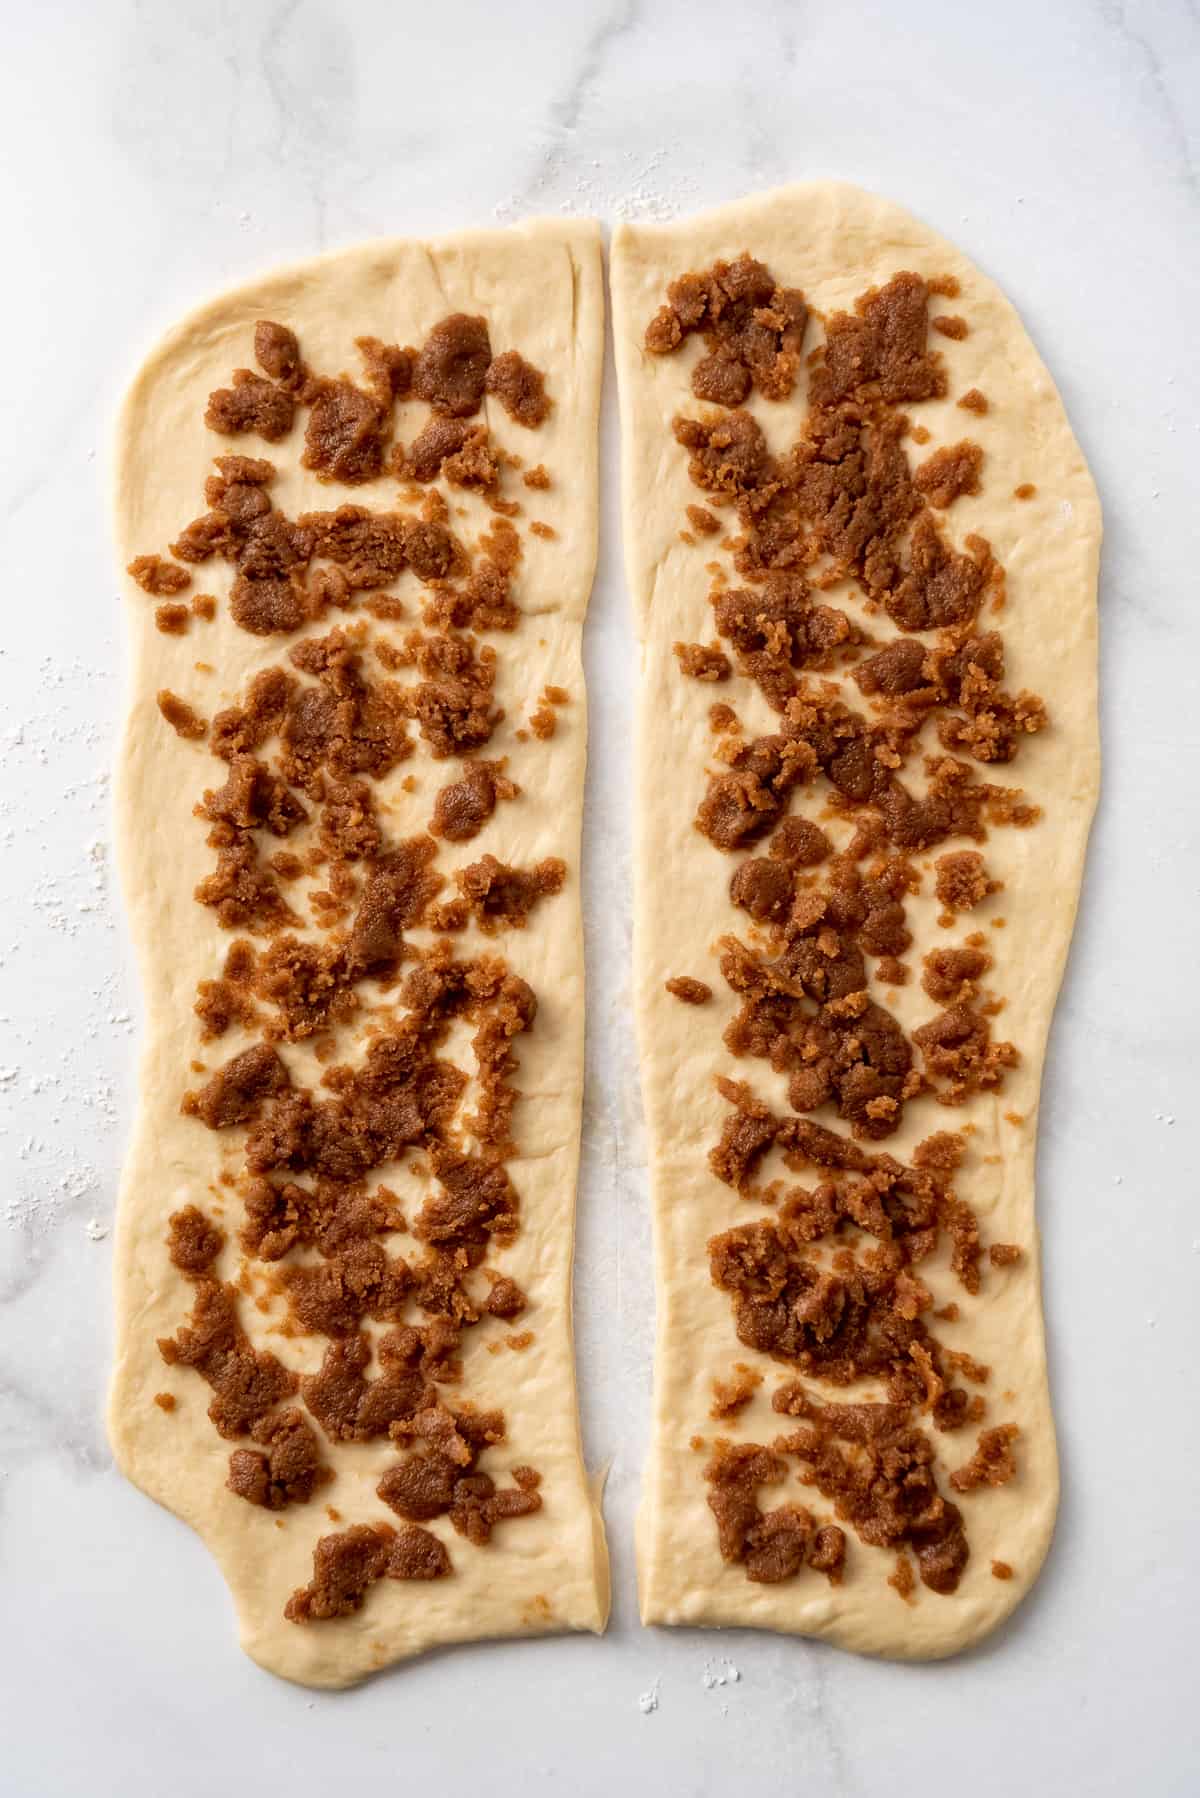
[254,321,306,390]
[299,1328,437,1438]
[913,1003,1018,1103]
[645,254,809,403]
[771,1384,969,1594]
[284,1522,450,1622]
[455,855,565,933]
[194,828,298,935]
[182,1042,291,1128]
[915,441,984,509]
[300,504,409,587]
[413,314,492,418]
[485,350,550,426]
[377,1406,542,1544]
[275,628,413,792]
[302,378,388,484]
[155,602,190,634]
[715,855,922,1139]
[431,760,518,842]
[674,641,732,682]
[704,1439,845,1584]
[205,370,296,442]
[949,1423,1019,1492]
[665,975,712,1005]
[157,1279,297,1439]
[166,1204,225,1275]
[710,1362,762,1419]
[227,1408,331,1509]
[355,335,415,405]
[130,555,190,596]
[709,1205,974,1407]
[401,631,503,757]
[810,272,947,409]
[934,850,998,912]
[157,690,207,740]
[173,456,317,637]
[409,419,500,490]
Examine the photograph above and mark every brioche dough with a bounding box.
[109,219,608,1688]
[612,185,1100,1658]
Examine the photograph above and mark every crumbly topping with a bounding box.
[485,351,550,426]
[644,254,1049,1605]
[704,1438,845,1584]
[153,345,568,1606]
[431,760,518,843]
[130,555,190,596]
[157,690,208,740]
[915,441,984,509]
[413,315,492,418]
[284,1523,450,1622]
[666,975,713,1005]
[302,379,388,484]
[645,254,809,404]
[674,641,732,682]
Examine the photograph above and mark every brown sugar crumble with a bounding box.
[675,641,732,682]
[642,252,1050,1607]
[154,1392,177,1413]
[155,602,191,635]
[157,690,207,740]
[413,314,492,418]
[991,1558,1014,1580]
[915,441,984,509]
[710,1362,763,1419]
[145,305,581,1624]
[645,254,810,404]
[666,975,713,1005]
[485,350,551,427]
[130,554,191,596]
[934,851,1000,913]
[704,1439,846,1585]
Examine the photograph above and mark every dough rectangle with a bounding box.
[110,218,608,1687]
[613,185,1100,1659]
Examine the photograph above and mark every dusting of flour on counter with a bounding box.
[701,1658,740,1690]
[637,1677,660,1715]
[0,640,131,1239]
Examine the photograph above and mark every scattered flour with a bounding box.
[0,647,130,1238]
[637,1677,660,1715]
[701,1657,741,1691]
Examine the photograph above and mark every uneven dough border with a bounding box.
[108,218,609,1688]
[612,183,1100,1659]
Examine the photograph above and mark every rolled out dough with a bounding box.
[109,219,608,1687]
[612,184,1100,1659]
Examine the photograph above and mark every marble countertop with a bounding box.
[2,1,1197,1792]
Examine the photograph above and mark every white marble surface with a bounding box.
[1,0,1198,1790]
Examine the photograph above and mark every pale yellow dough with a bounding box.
[109,219,608,1687]
[612,185,1100,1658]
